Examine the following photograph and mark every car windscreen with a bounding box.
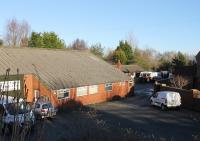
[5,102,31,115]
[42,103,52,109]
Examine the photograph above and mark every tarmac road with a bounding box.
[92,96,200,141]
[27,83,200,141]
[90,84,200,141]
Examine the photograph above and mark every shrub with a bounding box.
[111,95,122,101]
[58,99,83,113]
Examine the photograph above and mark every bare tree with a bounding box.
[171,75,189,89]
[5,18,30,47]
[125,32,138,49]
[71,38,88,50]
[19,21,30,47]
[104,48,114,63]
[5,18,18,47]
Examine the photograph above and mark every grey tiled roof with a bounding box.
[121,65,144,73]
[113,64,144,73]
[0,47,129,90]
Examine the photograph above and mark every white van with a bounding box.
[0,96,35,134]
[150,91,181,110]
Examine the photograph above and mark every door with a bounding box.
[34,90,40,102]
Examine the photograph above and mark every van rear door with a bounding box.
[167,92,179,106]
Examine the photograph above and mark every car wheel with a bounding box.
[3,124,12,135]
[30,124,35,134]
[150,100,153,105]
[36,114,42,120]
[161,104,166,111]
[0,124,5,135]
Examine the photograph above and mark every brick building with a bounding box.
[0,48,132,107]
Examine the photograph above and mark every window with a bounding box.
[0,80,20,91]
[42,104,49,109]
[77,86,88,96]
[48,103,53,108]
[42,103,53,109]
[35,104,40,109]
[105,83,112,91]
[57,89,70,100]
[89,85,98,94]
[34,90,40,98]
[129,80,134,87]
[152,92,158,98]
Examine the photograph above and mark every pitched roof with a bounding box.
[114,64,144,73]
[0,47,129,90]
[121,65,144,73]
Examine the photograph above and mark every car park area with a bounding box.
[0,84,200,141]
[91,96,200,140]
[24,84,200,141]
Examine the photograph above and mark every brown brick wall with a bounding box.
[75,82,130,105]
[24,74,59,106]
[24,74,131,107]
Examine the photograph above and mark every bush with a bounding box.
[111,95,122,101]
[58,99,83,113]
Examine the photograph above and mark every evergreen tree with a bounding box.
[172,51,187,68]
[29,32,65,48]
[113,49,127,64]
[116,40,133,64]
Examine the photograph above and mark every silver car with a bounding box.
[33,101,56,119]
[0,101,35,134]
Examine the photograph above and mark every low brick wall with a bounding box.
[154,83,200,111]
[192,89,200,111]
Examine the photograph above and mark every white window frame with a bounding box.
[0,80,20,91]
[89,85,98,94]
[57,89,70,100]
[77,86,88,97]
[105,83,112,92]
[129,80,134,87]
[34,90,40,98]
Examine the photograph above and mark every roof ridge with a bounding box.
[0,46,91,53]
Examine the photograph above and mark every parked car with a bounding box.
[150,91,181,110]
[0,96,35,134]
[33,101,56,119]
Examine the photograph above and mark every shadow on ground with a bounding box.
[28,92,200,141]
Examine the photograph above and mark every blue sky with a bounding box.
[0,0,199,54]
